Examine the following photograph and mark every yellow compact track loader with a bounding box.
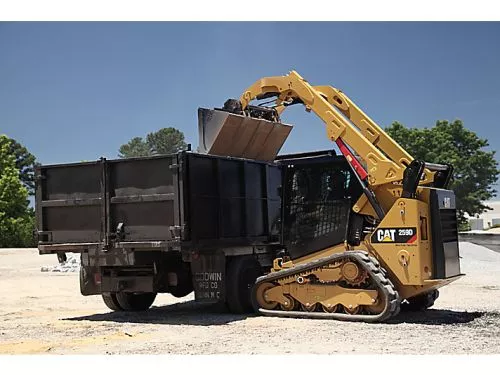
[202,70,463,322]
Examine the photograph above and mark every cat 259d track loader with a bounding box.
[207,70,463,322]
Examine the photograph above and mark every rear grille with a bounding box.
[440,209,458,243]
[429,188,461,279]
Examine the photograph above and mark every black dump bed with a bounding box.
[35,152,282,253]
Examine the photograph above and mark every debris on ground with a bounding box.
[41,255,80,273]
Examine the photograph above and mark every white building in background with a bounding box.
[465,200,500,230]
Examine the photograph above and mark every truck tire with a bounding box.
[115,292,157,311]
[226,256,262,314]
[102,293,123,311]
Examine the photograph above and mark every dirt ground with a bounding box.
[1,242,500,355]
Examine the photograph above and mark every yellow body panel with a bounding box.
[368,198,431,286]
[286,192,462,300]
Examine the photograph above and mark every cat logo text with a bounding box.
[377,229,396,242]
[371,227,418,244]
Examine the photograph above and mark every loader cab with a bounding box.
[275,150,364,260]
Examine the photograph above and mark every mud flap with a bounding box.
[79,265,100,296]
[190,253,226,302]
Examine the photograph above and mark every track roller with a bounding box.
[322,304,340,313]
[301,303,318,312]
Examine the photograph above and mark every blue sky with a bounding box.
[1,22,499,195]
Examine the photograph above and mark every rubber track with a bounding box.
[255,251,401,322]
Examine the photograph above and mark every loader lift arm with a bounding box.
[237,70,452,218]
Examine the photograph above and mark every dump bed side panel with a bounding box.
[36,162,102,244]
[36,152,281,250]
[107,156,177,242]
[36,155,179,246]
[182,153,281,247]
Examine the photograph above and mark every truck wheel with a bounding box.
[226,256,262,314]
[402,289,439,312]
[102,293,123,311]
[115,292,157,311]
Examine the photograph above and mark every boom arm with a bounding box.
[239,70,434,189]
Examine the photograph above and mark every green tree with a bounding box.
[0,135,36,247]
[2,137,37,195]
[118,128,188,158]
[385,120,499,224]
[146,127,187,155]
[118,137,152,158]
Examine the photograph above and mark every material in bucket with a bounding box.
[198,108,293,162]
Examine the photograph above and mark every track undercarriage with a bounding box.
[252,251,401,322]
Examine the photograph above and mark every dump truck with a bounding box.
[35,71,463,322]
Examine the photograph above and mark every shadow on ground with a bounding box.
[388,309,487,325]
[65,298,497,327]
[64,300,252,326]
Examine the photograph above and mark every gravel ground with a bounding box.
[0,242,499,354]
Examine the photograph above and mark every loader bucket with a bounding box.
[197,108,293,162]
